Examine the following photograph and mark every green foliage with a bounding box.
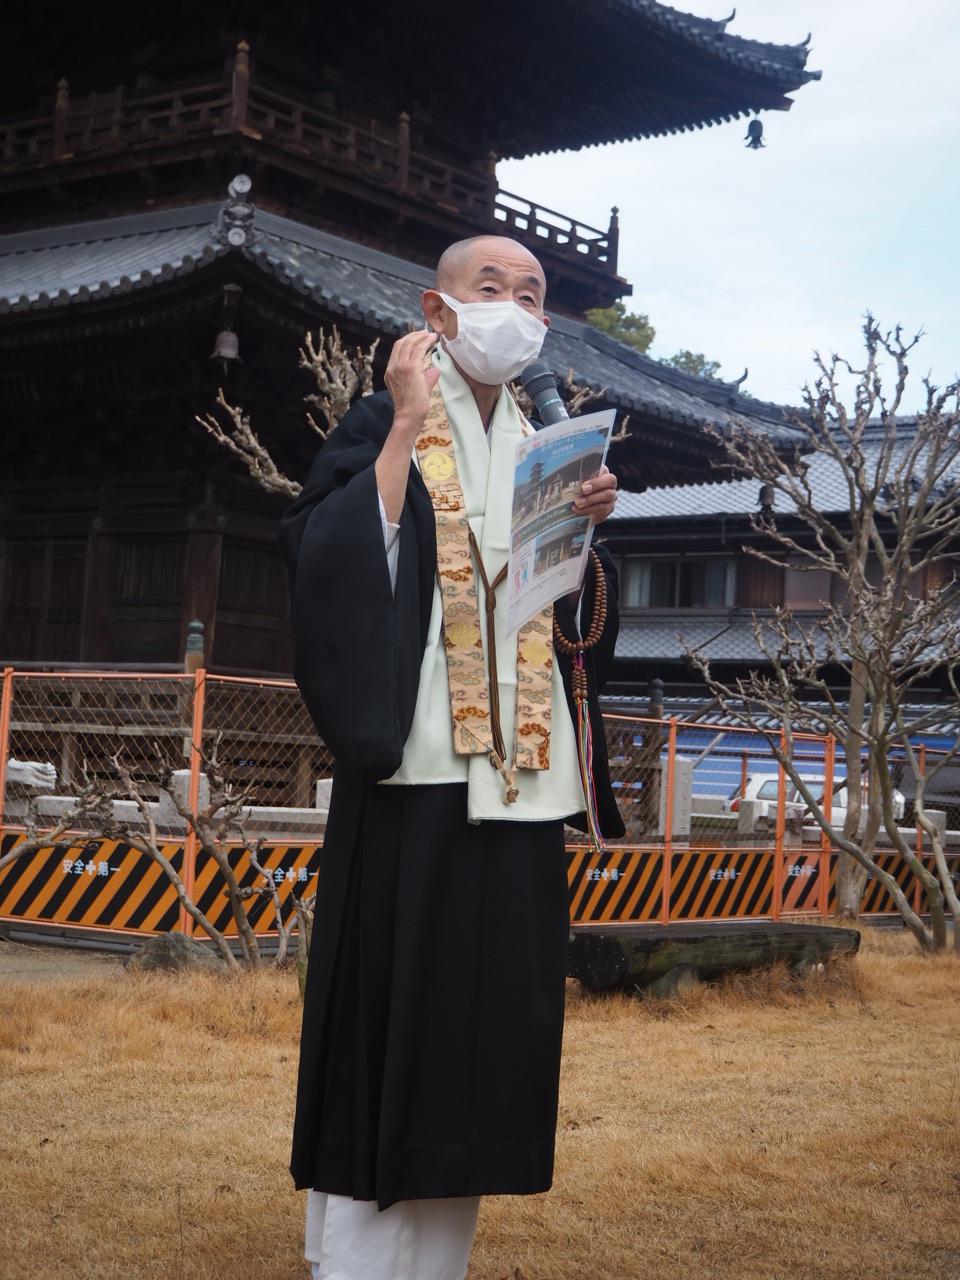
[584,301,655,353]
[665,349,722,380]
[584,304,720,380]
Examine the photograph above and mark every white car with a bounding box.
[726,774,905,829]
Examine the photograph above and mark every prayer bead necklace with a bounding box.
[551,546,608,851]
[552,547,607,701]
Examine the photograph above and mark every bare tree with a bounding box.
[195,324,379,498]
[106,740,313,971]
[0,745,315,974]
[689,317,960,952]
[199,333,633,498]
[0,771,114,876]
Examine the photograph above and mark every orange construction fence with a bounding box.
[0,668,954,941]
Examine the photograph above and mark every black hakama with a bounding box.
[302,781,569,1210]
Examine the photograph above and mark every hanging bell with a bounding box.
[210,328,241,361]
[745,119,765,150]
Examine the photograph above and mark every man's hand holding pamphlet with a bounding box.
[506,408,617,633]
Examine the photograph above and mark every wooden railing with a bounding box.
[0,42,619,274]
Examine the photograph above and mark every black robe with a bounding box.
[279,389,623,1210]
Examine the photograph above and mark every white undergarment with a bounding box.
[305,1188,481,1280]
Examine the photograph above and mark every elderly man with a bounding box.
[280,235,623,1280]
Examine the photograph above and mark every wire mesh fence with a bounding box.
[200,675,333,839]
[2,671,195,837]
[1,667,958,936]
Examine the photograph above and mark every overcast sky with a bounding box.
[500,0,959,411]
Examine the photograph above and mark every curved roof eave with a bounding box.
[498,0,820,157]
[0,197,806,450]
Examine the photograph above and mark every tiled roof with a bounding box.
[0,197,802,441]
[616,613,764,662]
[615,611,831,663]
[600,691,960,746]
[625,2,817,83]
[612,423,924,521]
[614,594,945,666]
[0,215,227,306]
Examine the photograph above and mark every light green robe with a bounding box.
[380,347,585,823]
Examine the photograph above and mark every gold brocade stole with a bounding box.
[415,380,554,799]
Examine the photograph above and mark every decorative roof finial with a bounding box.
[215,174,255,247]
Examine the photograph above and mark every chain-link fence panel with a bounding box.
[13,671,955,933]
[674,721,783,849]
[601,714,668,845]
[199,675,333,841]
[2,672,196,838]
[899,745,960,850]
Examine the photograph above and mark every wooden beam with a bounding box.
[568,921,861,993]
[180,518,223,664]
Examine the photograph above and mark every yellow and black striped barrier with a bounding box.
[824,849,928,916]
[567,847,664,923]
[2,831,949,939]
[667,849,775,921]
[568,848,779,924]
[0,832,321,937]
[780,849,823,913]
[192,844,321,936]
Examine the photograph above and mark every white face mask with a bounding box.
[437,291,547,386]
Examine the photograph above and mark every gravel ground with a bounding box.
[0,934,128,982]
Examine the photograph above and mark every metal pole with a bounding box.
[178,668,207,936]
[773,730,787,921]
[740,749,749,810]
[0,668,14,832]
[914,742,926,915]
[820,734,835,917]
[660,717,677,924]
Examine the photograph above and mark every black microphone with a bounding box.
[519,360,569,426]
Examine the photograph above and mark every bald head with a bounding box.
[435,235,547,300]
[420,234,550,368]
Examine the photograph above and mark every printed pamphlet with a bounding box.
[506,408,616,634]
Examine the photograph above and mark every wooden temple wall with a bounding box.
[0,480,291,673]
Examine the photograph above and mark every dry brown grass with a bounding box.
[0,926,958,1280]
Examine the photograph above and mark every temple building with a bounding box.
[0,2,819,675]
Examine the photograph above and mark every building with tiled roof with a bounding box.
[601,416,957,704]
[0,3,819,673]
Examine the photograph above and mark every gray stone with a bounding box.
[917,809,947,845]
[647,963,699,999]
[155,769,210,828]
[658,756,692,837]
[737,799,772,836]
[126,930,229,974]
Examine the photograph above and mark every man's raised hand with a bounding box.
[376,331,439,523]
[573,464,618,525]
[384,330,440,439]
